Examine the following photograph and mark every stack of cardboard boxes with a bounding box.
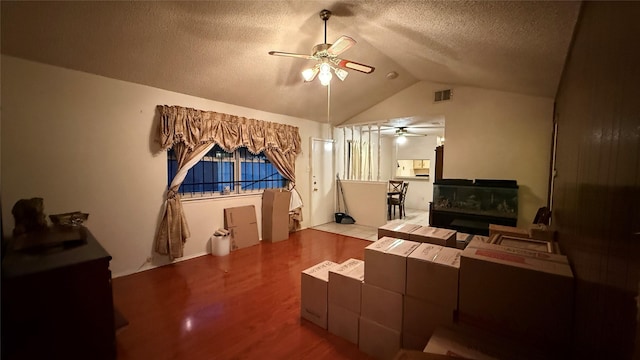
[328,258,366,343]
[301,223,574,360]
[360,238,421,359]
[404,244,461,349]
[300,260,339,328]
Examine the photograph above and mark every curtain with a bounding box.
[348,141,372,181]
[155,105,302,259]
[155,142,214,259]
[350,141,360,180]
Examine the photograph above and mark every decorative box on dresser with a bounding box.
[1,227,116,360]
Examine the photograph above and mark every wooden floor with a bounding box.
[112,229,375,360]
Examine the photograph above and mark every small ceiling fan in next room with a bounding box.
[268,9,375,86]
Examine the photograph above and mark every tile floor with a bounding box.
[311,208,430,242]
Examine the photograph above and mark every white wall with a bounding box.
[340,180,387,228]
[344,81,554,225]
[1,56,328,277]
[394,135,439,211]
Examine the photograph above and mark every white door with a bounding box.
[310,138,335,227]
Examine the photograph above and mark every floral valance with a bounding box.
[158,105,301,156]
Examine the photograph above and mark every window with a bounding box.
[168,144,288,197]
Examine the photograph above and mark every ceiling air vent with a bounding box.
[434,89,452,103]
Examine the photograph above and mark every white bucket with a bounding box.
[210,235,230,256]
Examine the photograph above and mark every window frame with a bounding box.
[167,145,289,199]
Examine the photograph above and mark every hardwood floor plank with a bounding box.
[113,229,375,360]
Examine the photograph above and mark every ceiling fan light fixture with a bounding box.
[318,63,333,86]
[302,68,316,82]
[334,67,349,81]
[396,134,407,144]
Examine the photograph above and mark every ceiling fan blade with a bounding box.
[334,58,375,74]
[268,51,315,60]
[327,35,356,56]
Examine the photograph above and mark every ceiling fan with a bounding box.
[268,9,375,86]
[393,127,425,137]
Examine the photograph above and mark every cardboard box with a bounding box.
[377,223,422,239]
[328,303,359,344]
[358,317,401,360]
[402,296,455,349]
[424,327,499,360]
[328,258,365,313]
[528,224,556,241]
[300,260,339,329]
[364,237,420,294]
[488,223,529,238]
[458,241,574,350]
[262,189,291,242]
[406,244,461,308]
[489,223,557,243]
[409,226,456,247]
[360,283,403,331]
[455,232,473,249]
[224,205,259,250]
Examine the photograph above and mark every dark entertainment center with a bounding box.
[2,227,116,359]
[429,179,518,235]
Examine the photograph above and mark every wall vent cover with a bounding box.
[434,89,452,103]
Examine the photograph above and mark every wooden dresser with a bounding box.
[2,227,116,359]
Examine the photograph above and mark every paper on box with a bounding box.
[300,260,339,329]
[328,258,365,313]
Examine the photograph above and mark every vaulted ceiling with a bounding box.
[1,1,580,125]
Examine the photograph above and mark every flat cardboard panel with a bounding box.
[224,205,257,227]
[364,238,419,294]
[328,303,359,344]
[406,244,461,308]
[300,260,339,329]
[403,296,454,340]
[360,283,403,331]
[408,226,456,247]
[224,205,259,250]
[228,224,259,251]
[377,223,421,239]
[358,317,401,360]
[262,189,291,242]
[328,258,365,313]
[459,242,574,349]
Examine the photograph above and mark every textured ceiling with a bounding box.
[1,1,580,125]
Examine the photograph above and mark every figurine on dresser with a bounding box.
[10,197,89,252]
